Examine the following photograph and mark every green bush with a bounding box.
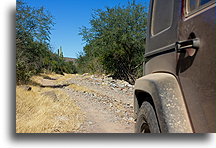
[78,0,147,84]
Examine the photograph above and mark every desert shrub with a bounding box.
[78,0,147,84]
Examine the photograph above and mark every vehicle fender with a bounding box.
[134,73,193,133]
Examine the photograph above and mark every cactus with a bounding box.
[58,46,63,57]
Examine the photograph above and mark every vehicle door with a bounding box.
[177,0,215,133]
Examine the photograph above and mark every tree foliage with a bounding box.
[78,0,147,84]
[16,0,77,84]
[16,0,53,43]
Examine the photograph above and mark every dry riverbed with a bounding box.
[16,73,135,133]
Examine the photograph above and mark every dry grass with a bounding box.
[30,73,76,86]
[55,74,75,82]
[67,84,96,94]
[30,75,44,84]
[16,85,84,133]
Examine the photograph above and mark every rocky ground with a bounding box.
[31,73,135,133]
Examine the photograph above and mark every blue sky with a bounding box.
[23,0,149,58]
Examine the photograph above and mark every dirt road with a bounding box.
[31,73,135,133]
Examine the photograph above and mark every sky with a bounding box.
[23,0,149,58]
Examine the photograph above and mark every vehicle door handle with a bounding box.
[175,38,200,53]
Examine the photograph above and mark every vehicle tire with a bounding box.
[135,101,160,133]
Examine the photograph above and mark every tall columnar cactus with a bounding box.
[58,46,63,57]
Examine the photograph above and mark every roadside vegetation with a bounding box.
[77,0,148,84]
[16,0,147,85]
[16,0,147,133]
[16,79,84,133]
[16,0,77,84]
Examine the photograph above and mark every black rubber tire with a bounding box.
[135,101,160,133]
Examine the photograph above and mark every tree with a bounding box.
[79,0,148,84]
[16,0,54,44]
[16,0,78,84]
[16,0,54,83]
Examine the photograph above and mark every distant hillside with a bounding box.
[64,57,77,62]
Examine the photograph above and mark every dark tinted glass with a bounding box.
[189,0,198,11]
[188,0,214,13]
[200,0,212,5]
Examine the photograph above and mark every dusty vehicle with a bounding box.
[134,0,215,133]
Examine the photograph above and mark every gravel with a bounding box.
[38,73,135,133]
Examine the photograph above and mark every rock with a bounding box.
[110,83,117,88]
[127,84,133,88]
[82,73,89,76]
[96,82,100,85]
[116,110,121,113]
[118,84,125,88]
[128,117,134,122]
[22,85,32,91]
[41,91,58,102]
[88,121,93,125]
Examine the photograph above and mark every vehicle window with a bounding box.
[200,0,212,5]
[186,0,215,14]
[151,0,174,36]
[188,0,199,11]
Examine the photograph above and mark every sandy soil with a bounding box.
[30,73,135,133]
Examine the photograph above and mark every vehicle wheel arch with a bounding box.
[134,73,193,133]
[134,90,161,133]
[134,90,157,122]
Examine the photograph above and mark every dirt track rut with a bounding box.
[39,74,135,133]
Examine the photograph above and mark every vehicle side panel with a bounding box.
[146,0,180,55]
[178,3,216,133]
